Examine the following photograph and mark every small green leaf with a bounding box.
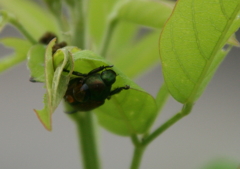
[160,0,240,103]
[27,44,45,82]
[0,38,31,73]
[34,39,56,130]
[66,50,157,135]
[34,39,74,130]
[52,49,74,109]
[116,0,174,29]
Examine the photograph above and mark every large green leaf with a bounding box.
[0,38,31,73]
[159,0,240,103]
[62,50,157,136]
[0,0,59,39]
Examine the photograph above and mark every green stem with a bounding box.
[155,83,169,113]
[99,19,118,57]
[10,19,37,44]
[69,112,101,169]
[130,146,146,169]
[129,103,193,169]
[142,103,193,146]
[131,134,141,147]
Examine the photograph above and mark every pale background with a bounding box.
[0,12,240,169]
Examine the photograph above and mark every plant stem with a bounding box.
[130,146,146,169]
[142,103,193,146]
[70,112,101,169]
[131,134,141,147]
[129,103,193,169]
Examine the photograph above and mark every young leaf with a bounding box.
[0,38,31,73]
[34,39,74,130]
[51,49,74,111]
[159,0,240,103]
[27,44,45,82]
[65,50,157,136]
[34,39,56,130]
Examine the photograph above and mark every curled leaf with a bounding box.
[34,39,74,130]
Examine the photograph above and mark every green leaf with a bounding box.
[0,0,59,39]
[34,39,74,130]
[0,38,31,73]
[116,0,174,29]
[111,31,160,78]
[51,49,74,111]
[27,44,45,82]
[34,39,55,131]
[66,50,157,136]
[96,89,157,135]
[159,0,240,103]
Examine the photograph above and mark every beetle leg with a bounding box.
[63,69,88,77]
[108,85,130,99]
[63,65,113,77]
[87,65,113,76]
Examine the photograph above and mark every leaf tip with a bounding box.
[34,109,52,131]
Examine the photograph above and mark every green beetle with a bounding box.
[64,65,130,112]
